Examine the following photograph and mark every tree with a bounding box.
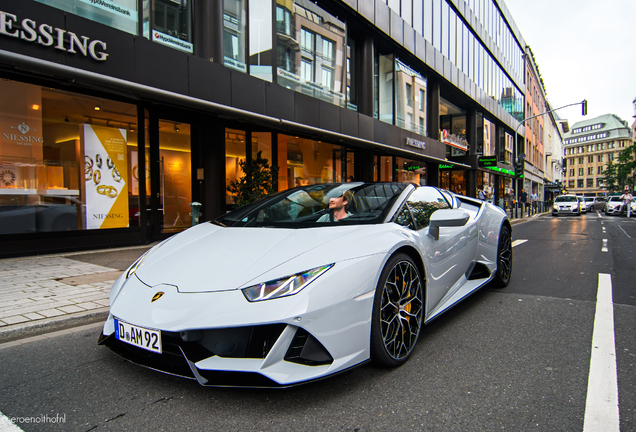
[226,151,279,207]
[601,143,636,193]
[601,159,619,193]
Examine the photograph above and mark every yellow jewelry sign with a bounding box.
[82,124,129,229]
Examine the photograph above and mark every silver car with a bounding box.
[552,195,582,216]
[578,196,587,213]
[583,197,595,212]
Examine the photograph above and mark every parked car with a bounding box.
[552,195,582,216]
[577,196,587,213]
[604,196,624,215]
[592,197,606,211]
[99,182,513,387]
[583,197,595,212]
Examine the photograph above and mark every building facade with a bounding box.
[0,0,529,257]
[522,46,545,199]
[542,106,566,199]
[562,114,633,196]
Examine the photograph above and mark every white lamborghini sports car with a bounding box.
[99,182,512,387]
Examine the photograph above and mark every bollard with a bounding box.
[189,202,202,226]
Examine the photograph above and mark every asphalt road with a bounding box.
[0,212,634,432]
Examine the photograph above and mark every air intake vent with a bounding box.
[285,328,333,366]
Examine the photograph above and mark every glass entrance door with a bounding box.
[158,120,191,233]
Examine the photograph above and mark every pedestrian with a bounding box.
[519,189,528,212]
[531,190,538,213]
[619,186,633,217]
[478,188,486,200]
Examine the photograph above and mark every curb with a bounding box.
[0,308,109,344]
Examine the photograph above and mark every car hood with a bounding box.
[133,222,397,293]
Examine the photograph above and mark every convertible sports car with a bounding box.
[99,182,512,387]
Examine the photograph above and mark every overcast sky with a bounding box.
[502,0,635,128]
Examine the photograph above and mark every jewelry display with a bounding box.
[97,185,118,198]
[107,157,114,169]
[85,166,93,180]
[93,169,101,185]
[96,154,103,168]
[112,167,122,182]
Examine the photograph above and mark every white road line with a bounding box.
[618,225,632,239]
[511,239,527,247]
[602,239,608,252]
[0,411,23,432]
[583,273,620,432]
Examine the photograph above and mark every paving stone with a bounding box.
[56,305,87,314]
[2,315,30,325]
[38,308,67,318]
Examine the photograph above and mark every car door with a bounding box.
[395,187,478,318]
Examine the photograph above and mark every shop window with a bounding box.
[224,0,247,72]
[577,179,584,188]
[277,135,345,191]
[441,98,467,157]
[0,79,140,234]
[36,0,138,35]
[586,178,593,188]
[275,1,346,107]
[225,128,246,206]
[395,158,426,185]
[145,0,193,53]
[159,120,191,232]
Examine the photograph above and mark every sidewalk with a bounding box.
[0,245,153,343]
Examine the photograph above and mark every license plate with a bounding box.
[114,318,162,354]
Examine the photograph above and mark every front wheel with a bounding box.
[490,225,512,288]
[370,254,424,367]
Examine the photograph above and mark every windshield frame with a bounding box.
[212,182,410,228]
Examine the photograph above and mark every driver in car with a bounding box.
[317,190,354,222]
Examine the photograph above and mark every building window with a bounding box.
[578,168,583,176]
[579,157,584,164]
[588,167,593,175]
[597,178,604,187]
[588,156,593,163]
[597,166,603,174]
[586,178,593,188]
[570,169,575,177]
[275,2,346,106]
[598,155,603,162]
[249,0,273,81]
[36,0,138,35]
[224,0,247,72]
[150,0,194,53]
[395,59,427,133]
[577,179,584,188]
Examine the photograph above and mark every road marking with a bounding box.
[602,239,608,252]
[511,239,527,247]
[583,273,619,432]
[602,227,606,233]
[618,226,632,238]
[0,411,23,432]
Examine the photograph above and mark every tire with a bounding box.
[370,253,424,367]
[490,225,512,288]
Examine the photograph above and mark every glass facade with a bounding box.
[275,0,347,107]
[35,0,139,35]
[0,79,139,234]
[224,0,248,72]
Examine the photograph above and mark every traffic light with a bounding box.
[582,99,588,116]
[514,159,524,177]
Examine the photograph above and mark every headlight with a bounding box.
[242,264,334,302]
[553,204,558,209]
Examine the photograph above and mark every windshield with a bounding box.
[213,182,408,228]
[555,196,577,203]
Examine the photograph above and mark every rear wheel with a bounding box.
[370,254,424,367]
[491,225,512,288]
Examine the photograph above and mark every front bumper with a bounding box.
[552,206,580,215]
[100,256,382,387]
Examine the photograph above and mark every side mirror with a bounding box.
[428,209,470,240]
